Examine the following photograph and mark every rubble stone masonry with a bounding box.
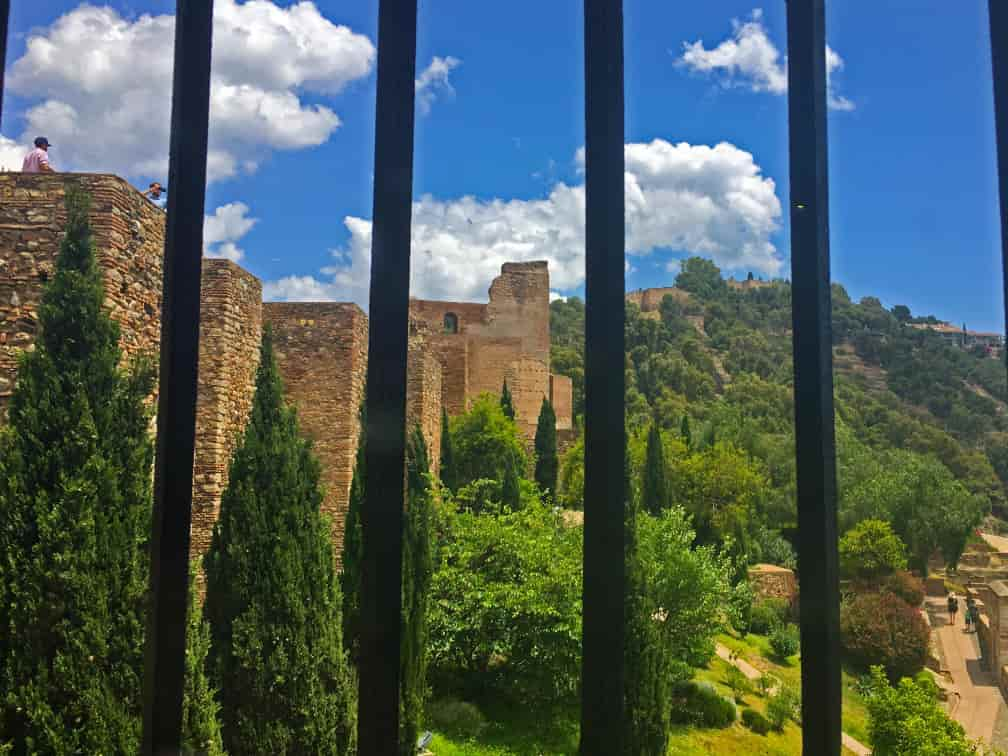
[0,174,165,414]
[264,303,368,556]
[190,260,262,559]
[1,173,575,566]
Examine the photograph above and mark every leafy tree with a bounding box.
[841,592,929,682]
[440,406,456,492]
[204,328,356,755]
[558,436,585,510]
[638,507,732,668]
[865,666,993,755]
[450,394,527,489]
[675,257,727,300]
[341,402,366,659]
[533,398,558,501]
[840,519,908,579]
[500,379,516,421]
[891,304,912,323]
[401,426,434,756]
[429,500,583,708]
[641,420,669,515]
[0,186,155,751]
[669,441,769,561]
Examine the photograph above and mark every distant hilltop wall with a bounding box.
[0,173,573,562]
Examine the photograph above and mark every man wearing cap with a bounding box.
[22,137,55,173]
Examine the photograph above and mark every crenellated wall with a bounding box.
[1,173,574,569]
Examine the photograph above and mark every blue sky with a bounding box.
[2,0,1005,332]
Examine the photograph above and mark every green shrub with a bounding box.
[425,698,487,738]
[765,685,801,731]
[669,681,736,728]
[770,623,801,659]
[749,598,788,635]
[840,519,908,579]
[728,579,754,634]
[841,592,929,681]
[724,664,753,702]
[741,708,772,735]
[756,672,779,698]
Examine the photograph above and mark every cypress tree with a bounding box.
[182,568,225,756]
[533,397,558,501]
[500,379,516,421]
[623,457,673,755]
[401,426,434,755]
[439,406,456,492]
[680,414,692,449]
[341,402,366,660]
[0,185,155,751]
[501,454,521,513]
[204,327,356,755]
[641,419,669,516]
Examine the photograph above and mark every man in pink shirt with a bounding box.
[22,137,54,173]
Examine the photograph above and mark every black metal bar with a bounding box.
[358,0,417,752]
[990,2,1008,386]
[141,0,214,752]
[580,0,625,752]
[785,1,841,753]
[0,0,9,128]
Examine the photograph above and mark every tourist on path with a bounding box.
[948,593,960,626]
[22,137,54,173]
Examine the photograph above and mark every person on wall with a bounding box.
[141,181,167,210]
[22,137,55,173]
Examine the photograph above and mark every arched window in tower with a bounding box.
[444,312,459,334]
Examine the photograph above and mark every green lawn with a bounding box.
[426,632,872,755]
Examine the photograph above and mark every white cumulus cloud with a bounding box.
[263,139,783,307]
[0,135,24,172]
[3,1,375,182]
[204,202,258,262]
[679,8,853,111]
[415,56,461,116]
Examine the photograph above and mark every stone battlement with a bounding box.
[0,173,573,561]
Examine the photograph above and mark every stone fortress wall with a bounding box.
[0,173,573,561]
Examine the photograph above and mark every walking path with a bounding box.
[925,596,1008,748]
[713,643,871,755]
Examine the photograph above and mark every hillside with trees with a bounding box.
[552,257,1002,560]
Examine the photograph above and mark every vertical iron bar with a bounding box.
[0,0,8,128]
[581,0,625,752]
[785,1,841,754]
[990,1,1008,379]
[359,0,417,752]
[141,0,214,752]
